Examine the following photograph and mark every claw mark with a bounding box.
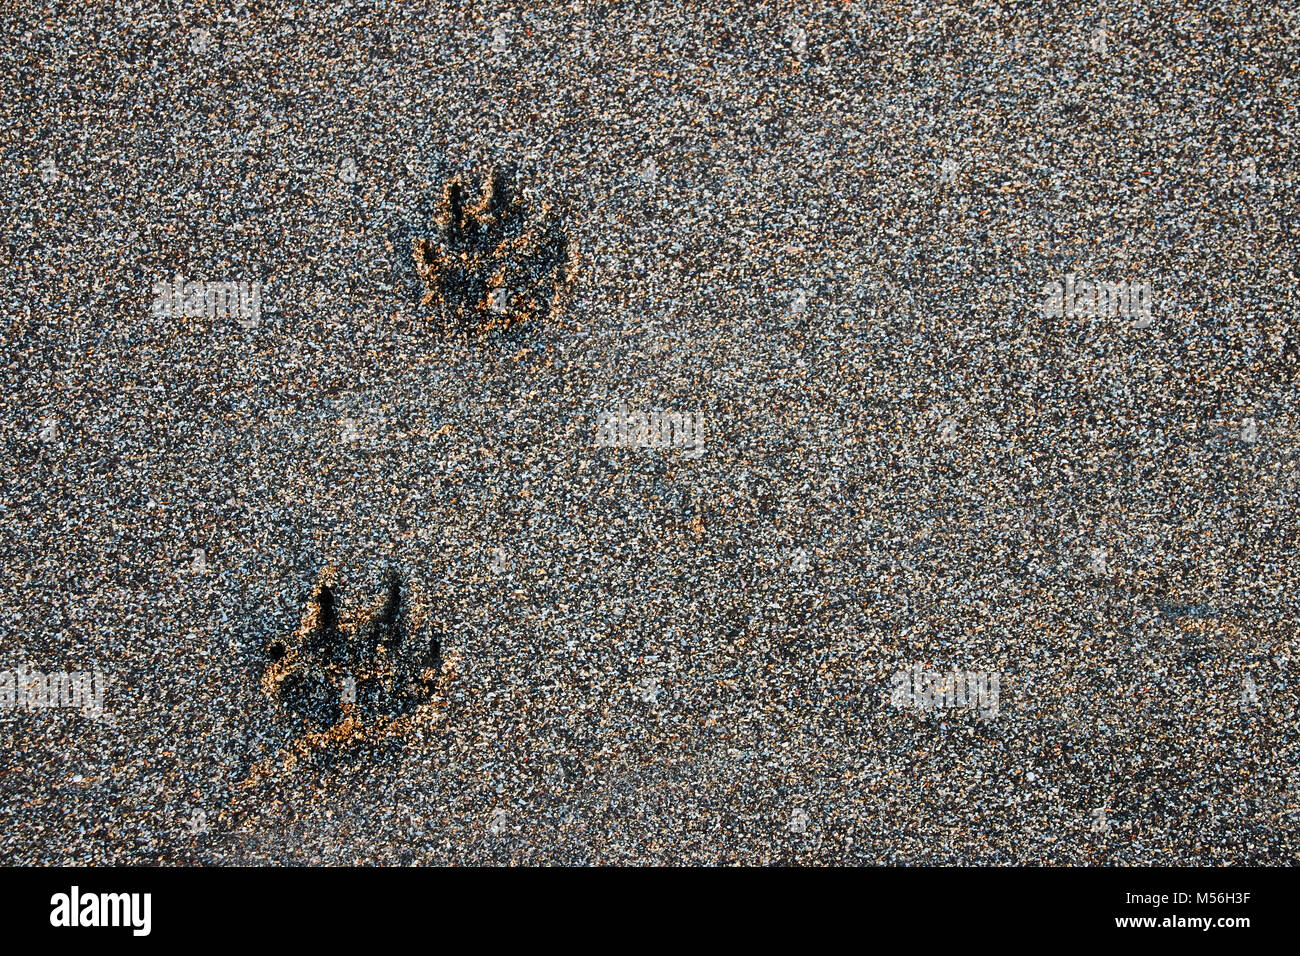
[412,169,575,334]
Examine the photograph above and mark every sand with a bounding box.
[1,0,1296,864]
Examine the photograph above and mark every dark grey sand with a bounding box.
[1,1,1297,864]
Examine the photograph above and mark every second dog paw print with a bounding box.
[412,168,575,335]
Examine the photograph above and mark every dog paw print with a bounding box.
[412,168,574,334]
[262,568,442,738]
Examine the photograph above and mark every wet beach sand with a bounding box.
[1,1,1297,864]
